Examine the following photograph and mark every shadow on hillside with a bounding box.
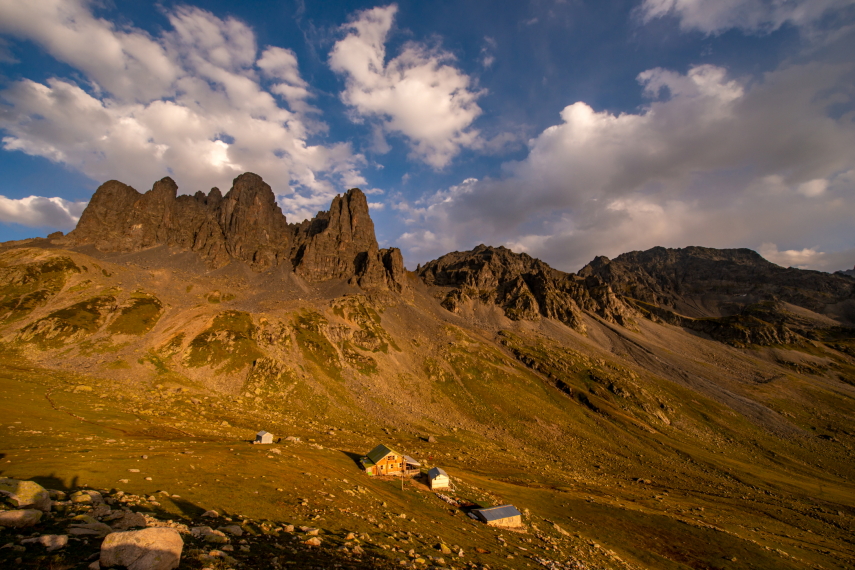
[339,450,364,470]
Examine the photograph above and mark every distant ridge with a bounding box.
[60,173,406,291]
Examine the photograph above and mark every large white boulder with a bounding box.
[100,527,183,570]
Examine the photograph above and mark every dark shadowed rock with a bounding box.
[63,174,406,291]
[417,245,636,331]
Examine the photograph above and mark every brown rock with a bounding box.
[0,509,42,528]
[64,174,407,292]
[100,527,183,570]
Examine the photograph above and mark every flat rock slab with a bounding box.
[0,509,42,528]
[0,478,51,511]
[101,527,183,570]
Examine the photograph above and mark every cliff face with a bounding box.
[63,173,406,291]
[417,245,637,332]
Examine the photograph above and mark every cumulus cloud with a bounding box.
[329,4,483,168]
[0,0,362,223]
[639,0,855,35]
[0,195,87,229]
[395,62,855,272]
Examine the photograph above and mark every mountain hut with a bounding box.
[360,444,421,476]
[255,430,273,444]
[471,505,523,528]
[428,466,450,490]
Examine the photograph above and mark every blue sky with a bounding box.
[0,0,853,272]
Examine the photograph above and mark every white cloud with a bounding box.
[395,62,855,272]
[759,243,855,271]
[639,0,855,35]
[329,4,483,168]
[0,195,87,229]
[0,0,362,224]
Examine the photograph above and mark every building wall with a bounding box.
[430,476,449,490]
[486,515,522,528]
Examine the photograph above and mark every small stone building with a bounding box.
[427,467,450,490]
[471,505,523,528]
[255,430,273,444]
[360,444,420,476]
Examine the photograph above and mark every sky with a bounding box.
[0,0,853,273]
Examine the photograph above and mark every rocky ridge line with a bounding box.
[60,173,406,292]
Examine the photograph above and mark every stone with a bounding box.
[0,509,42,528]
[202,510,219,518]
[0,478,51,511]
[20,534,68,551]
[304,537,321,546]
[71,490,103,504]
[205,533,229,544]
[68,522,114,537]
[352,545,365,555]
[110,511,147,530]
[437,543,452,555]
[47,489,67,501]
[218,525,243,536]
[100,527,183,570]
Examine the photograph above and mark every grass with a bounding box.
[185,311,264,373]
[107,293,163,335]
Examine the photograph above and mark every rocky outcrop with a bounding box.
[417,245,637,331]
[577,246,855,344]
[62,173,406,291]
[578,246,854,317]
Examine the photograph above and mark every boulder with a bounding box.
[20,534,68,551]
[218,525,243,536]
[70,490,103,504]
[100,527,183,570]
[110,511,148,530]
[0,509,42,528]
[0,478,51,511]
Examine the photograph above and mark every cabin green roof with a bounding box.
[365,444,400,464]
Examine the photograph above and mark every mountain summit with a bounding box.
[61,172,406,291]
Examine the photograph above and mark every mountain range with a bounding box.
[1,172,854,569]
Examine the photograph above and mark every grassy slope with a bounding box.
[0,247,853,569]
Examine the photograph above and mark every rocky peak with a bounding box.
[418,245,636,331]
[62,173,406,292]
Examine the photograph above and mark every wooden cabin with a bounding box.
[471,505,523,528]
[428,467,450,490]
[255,430,273,444]
[360,444,420,477]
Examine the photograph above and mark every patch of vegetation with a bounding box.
[105,359,131,369]
[185,311,264,373]
[107,293,163,335]
[293,310,342,380]
[18,295,116,348]
[207,290,235,303]
[330,295,398,353]
[157,333,186,358]
[0,254,81,323]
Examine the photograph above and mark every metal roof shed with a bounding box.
[471,505,523,528]
[428,467,449,490]
[256,431,273,444]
